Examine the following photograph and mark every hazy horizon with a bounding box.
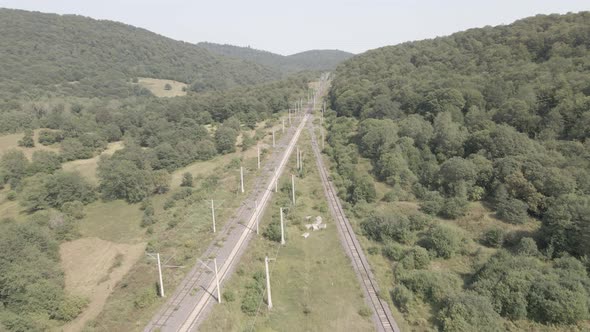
[0,0,588,55]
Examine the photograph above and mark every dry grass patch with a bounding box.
[136,77,187,97]
[0,129,60,159]
[60,237,146,332]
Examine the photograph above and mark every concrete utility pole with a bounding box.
[280,207,285,245]
[213,258,221,303]
[265,256,273,309]
[288,110,291,125]
[272,129,275,147]
[274,167,278,193]
[282,118,285,133]
[257,144,261,170]
[211,199,216,233]
[291,174,296,205]
[157,253,165,297]
[198,259,221,303]
[240,166,245,193]
[255,200,259,235]
[296,146,300,169]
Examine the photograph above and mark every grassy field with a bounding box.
[199,128,373,332]
[136,77,187,97]
[0,129,60,159]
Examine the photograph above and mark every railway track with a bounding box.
[145,105,312,331]
[308,119,401,332]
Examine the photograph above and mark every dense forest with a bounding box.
[0,9,283,99]
[326,12,590,330]
[198,42,354,73]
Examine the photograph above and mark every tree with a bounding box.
[17,129,35,148]
[152,170,171,194]
[423,224,462,259]
[97,158,152,203]
[164,83,172,90]
[179,172,192,187]
[20,172,96,212]
[439,292,503,332]
[28,151,62,174]
[214,126,238,154]
[0,150,29,187]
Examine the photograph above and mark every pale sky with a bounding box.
[1,0,588,55]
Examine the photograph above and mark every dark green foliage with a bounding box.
[38,130,64,145]
[0,150,28,187]
[361,214,415,244]
[214,125,238,154]
[495,197,528,225]
[60,138,94,161]
[0,9,280,100]
[391,285,414,313]
[20,171,96,212]
[28,150,62,174]
[181,172,193,187]
[438,292,504,332]
[439,196,470,219]
[198,42,353,73]
[541,194,590,258]
[401,246,430,270]
[516,237,539,257]
[164,83,172,91]
[422,224,462,259]
[240,271,265,316]
[61,201,85,220]
[97,158,152,203]
[480,228,505,248]
[470,251,590,324]
[398,270,463,305]
[17,130,34,148]
[0,222,85,327]
[382,242,405,261]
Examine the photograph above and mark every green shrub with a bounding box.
[438,292,503,332]
[401,246,430,270]
[181,172,193,187]
[408,213,433,231]
[439,196,469,219]
[382,242,405,261]
[53,296,89,321]
[423,224,462,258]
[516,237,539,256]
[496,198,528,224]
[358,305,372,318]
[222,290,235,302]
[399,270,462,305]
[61,201,85,219]
[527,280,588,324]
[391,285,414,313]
[6,191,16,201]
[480,228,505,248]
[134,287,157,309]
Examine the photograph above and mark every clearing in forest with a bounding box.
[137,77,188,97]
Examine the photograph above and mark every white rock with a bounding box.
[302,232,310,239]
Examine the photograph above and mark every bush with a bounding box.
[38,130,64,145]
[438,292,503,332]
[496,198,528,224]
[439,196,470,219]
[263,221,281,243]
[408,213,433,231]
[181,172,193,187]
[133,287,157,309]
[6,191,16,201]
[401,246,430,269]
[382,242,405,261]
[391,285,414,313]
[516,237,539,256]
[527,280,588,324]
[222,290,235,302]
[358,305,372,318]
[53,296,89,321]
[61,201,85,219]
[480,228,505,248]
[399,270,462,305]
[423,224,462,259]
[361,214,415,243]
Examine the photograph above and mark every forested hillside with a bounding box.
[326,12,590,330]
[198,42,353,73]
[0,9,281,99]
